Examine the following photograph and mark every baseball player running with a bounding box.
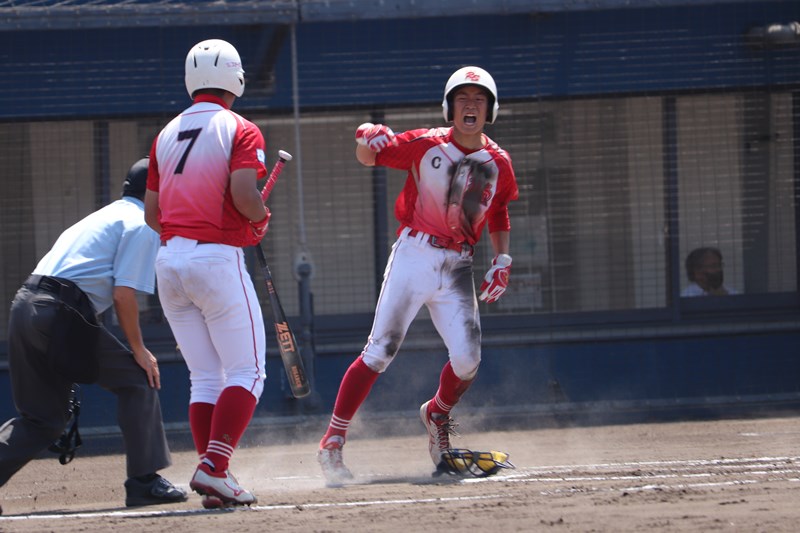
[317,66,519,484]
[144,39,270,508]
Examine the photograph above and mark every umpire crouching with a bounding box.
[0,158,187,509]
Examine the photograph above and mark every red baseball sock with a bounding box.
[203,386,257,472]
[429,361,473,416]
[320,356,379,448]
[188,402,215,457]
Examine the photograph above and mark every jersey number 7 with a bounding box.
[175,128,202,174]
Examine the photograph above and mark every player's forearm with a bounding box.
[489,231,510,256]
[231,168,269,222]
[144,190,162,234]
[113,286,146,351]
[356,144,377,166]
[233,190,268,222]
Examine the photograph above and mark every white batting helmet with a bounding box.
[185,39,245,99]
[442,66,499,124]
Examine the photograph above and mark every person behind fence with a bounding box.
[316,66,519,484]
[144,39,270,509]
[681,246,738,297]
[0,158,187,510]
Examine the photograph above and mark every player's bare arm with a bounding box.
[230,167,268,222]
[356,143,377,166]
[144,190,161,234]
[489,230,510,256]
[113,285,161,389]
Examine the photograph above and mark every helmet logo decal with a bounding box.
[465,71,481,82]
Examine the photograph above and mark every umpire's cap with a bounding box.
[122,157,149,200]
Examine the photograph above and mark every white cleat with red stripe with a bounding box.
[190,463,256,506]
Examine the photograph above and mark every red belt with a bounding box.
[407,229,473,256]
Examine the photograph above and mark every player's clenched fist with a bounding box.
[355,122,396,152]
[479,254,512,304]
[250,208,271,240]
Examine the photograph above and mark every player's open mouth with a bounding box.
[464,115,477,125]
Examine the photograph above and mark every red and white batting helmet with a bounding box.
[185,39,245,99]
[442,66,499,124]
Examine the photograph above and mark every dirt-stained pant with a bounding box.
[360,227,482,380]
[0,283,171,487]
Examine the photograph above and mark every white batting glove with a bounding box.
[479,254,512,304]
[355,122,396,152]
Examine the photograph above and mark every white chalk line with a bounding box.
[2,455,797,522]
[484,466,800,483]
[536,477,800,496]
[0,493,504,522]
[516,456,800,474]
[470,455,800,494]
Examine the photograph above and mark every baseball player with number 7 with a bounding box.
[144,39,270,508]
[318,66,519,484]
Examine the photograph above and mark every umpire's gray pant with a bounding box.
[0,284,172,487]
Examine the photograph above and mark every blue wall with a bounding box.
[2,328,797,430]
[1,2,798,119]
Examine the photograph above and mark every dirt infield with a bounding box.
[1,413,798,532]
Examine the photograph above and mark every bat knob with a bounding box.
[278,150,293,162]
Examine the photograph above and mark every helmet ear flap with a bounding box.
[443,93,455,122]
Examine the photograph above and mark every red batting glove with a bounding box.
[479,254,512,304]
[250,208,271,240]
[355,122,396,152]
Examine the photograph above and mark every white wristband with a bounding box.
[495,254,512,267]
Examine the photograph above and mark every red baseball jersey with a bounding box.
[376,127,518,245]
[147,94,267,247]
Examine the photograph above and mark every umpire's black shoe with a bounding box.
[124,474,188,507]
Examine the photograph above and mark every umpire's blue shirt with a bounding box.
[32,197,160,314]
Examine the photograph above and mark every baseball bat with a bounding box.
[256,151,310,398]
[261,149,293,201]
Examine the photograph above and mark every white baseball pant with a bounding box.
[360,227,481,380]
[155,236,266,404]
